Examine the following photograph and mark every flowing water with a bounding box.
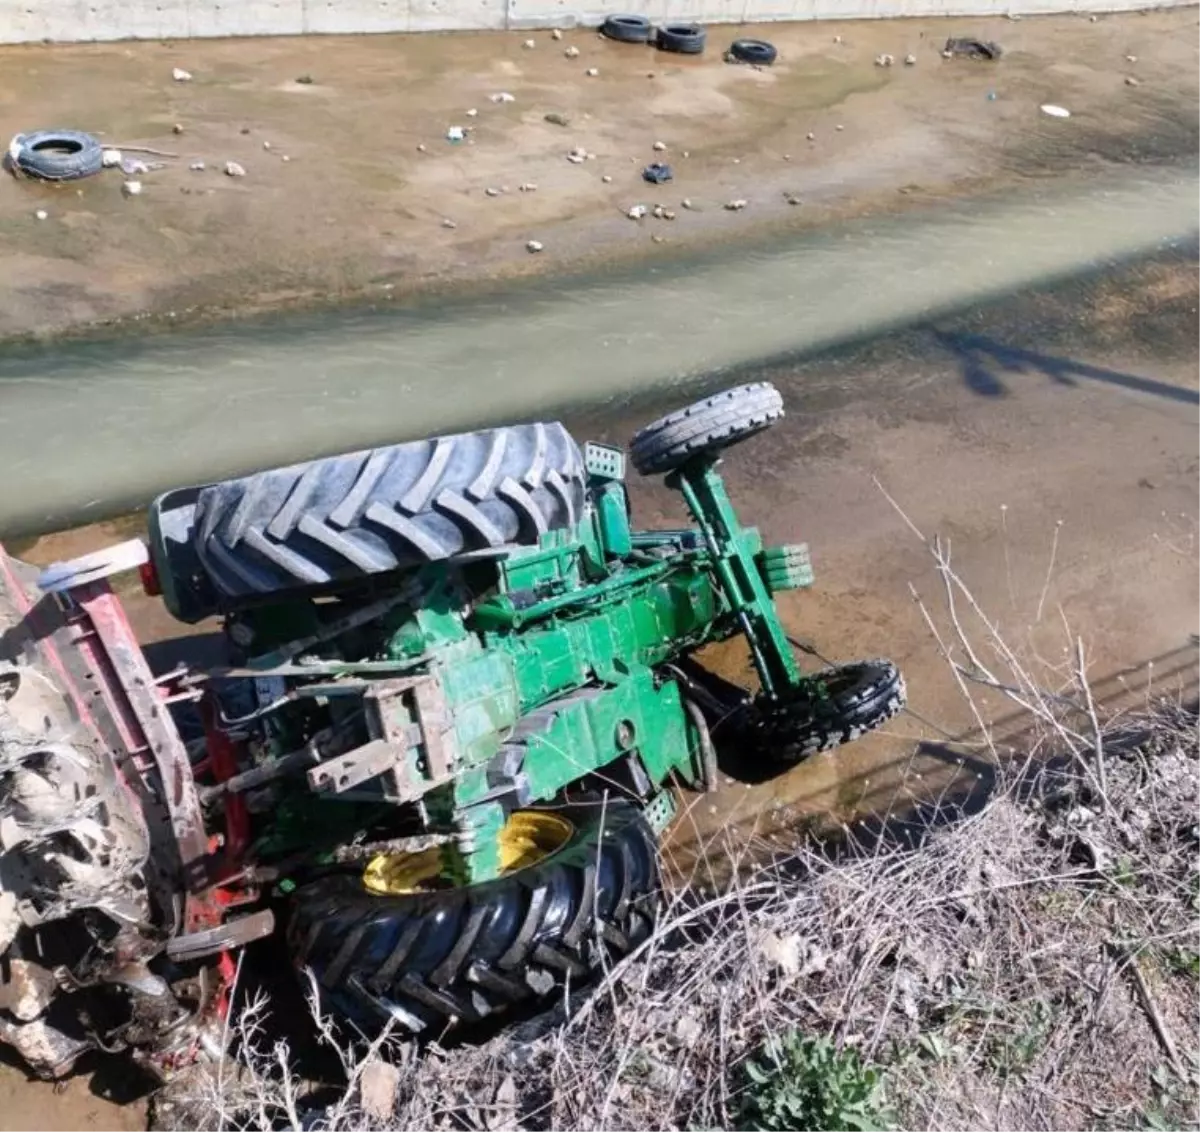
[0,164,1196,537]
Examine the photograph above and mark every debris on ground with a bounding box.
[784,191,801,205]
[585,67,599,77]
[224,160,247,176]
[544,112,570,127]
[904,53,917,65]
[525,239,544,253]
[652,140,667,151]
[567,146,587,164]
[101,148,122,168]
[490,91,516,103]
[523,39,535,49]
[943,37,1003,60]
[656,22,706,55]
[875,53,895,66]
[172,123,184,135]
[446,126,465,142]
[33,209,47,220]
[564,45,580,58]
[1125,53,1138,63]
[465,108,478,118]
[806,131,815,140]
[1125,75,1140,86]
[627,204,647,219]
[551,28,563,40]
[519,182,537,192]
[295,74,315,84]
[441,218,457,229]
[484,186,501,197]
[172,67,193,82]
[601,174,613,183]
[189,161,205,171]
[724,198,747,210]
[681,197,694,209]
[1040,103,1071,118]
[643,162,673,184]
[121,179,143,197]
[8,130,103,182]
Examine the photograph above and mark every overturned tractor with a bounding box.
[0,382,904,1078]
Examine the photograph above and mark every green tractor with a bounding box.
[0,382,903,1076]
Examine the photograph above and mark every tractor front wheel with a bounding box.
[738,659,906,766]
[286,797,659,1035]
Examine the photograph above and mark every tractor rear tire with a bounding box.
[741,659,906,765]
[286,797,659,1034]
[186,422,585,602]
[630,382,784,476]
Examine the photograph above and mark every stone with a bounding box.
[627,204,647,219]
[526,239,544,253]
[34,209,47,220]
[122,180,143,196]
[172,67,193,82]
[224,161,246,177]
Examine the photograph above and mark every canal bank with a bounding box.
[0,9,1195,343]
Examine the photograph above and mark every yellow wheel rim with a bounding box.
[362,811,574,896]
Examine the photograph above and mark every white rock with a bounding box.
[564,45,580,58]
[653,204,665,218]
[1125,75,1140,86]
[34,209,48,220]
[490,91,516,103]
[724,198,747,210]
[523,39,536,49]
[172,67,193,82]
[835,124,844,131]
[904,53,917,65]
[281,155,291,162]
[601,174,613,183]
[833,34,842,43]
[681,197,694,209]
[627,204,647,219]
[122,180,143,196]
[652,140,667,152]
[1125,54,1138,63]
[189,160,206,172]
[566,146,588,164]
[442,218,457,228]
[101,148,122,168]
[1040,104,1071,118]
[806,131,815,140]
[446,126,465,142]
[663,209,676,220]
[519,182,538,192]
[417,143,427,152]
[485,186,501,196]
[224,160,247,177]
[551,28,563,40]
[875,53,895,67]
[466,108,479,118]
[526,239,544,253]
[585,67,599,77]
[126,158,149,175]
[262,140,272,150]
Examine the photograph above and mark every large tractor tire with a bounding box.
[181,422,586,603]
[630,382,784,476]
[741,659,906,766]
[286,798,658,1034]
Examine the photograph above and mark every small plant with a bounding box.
[739,1032,893,1131]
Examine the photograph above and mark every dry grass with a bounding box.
[156,531,1200,1132]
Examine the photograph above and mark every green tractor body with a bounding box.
[0,383,903,1072]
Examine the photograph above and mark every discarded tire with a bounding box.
[182,422,586,602]
[726,38,777,66]
[655,23,706,55]
[630,382,784,476]
[287,798,660,1034]
[600,14,652,43]
[740,659,907,765]
[10,130,103,182]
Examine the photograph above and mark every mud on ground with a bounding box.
[0,8,1196,339]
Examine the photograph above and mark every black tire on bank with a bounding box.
[727,38,777,66]
[630,381,784,476]
[742,659,906,766]
[187,422,586,601]
[600,14,652,43]
[286,798,659,1034]
[655,23,707,54]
